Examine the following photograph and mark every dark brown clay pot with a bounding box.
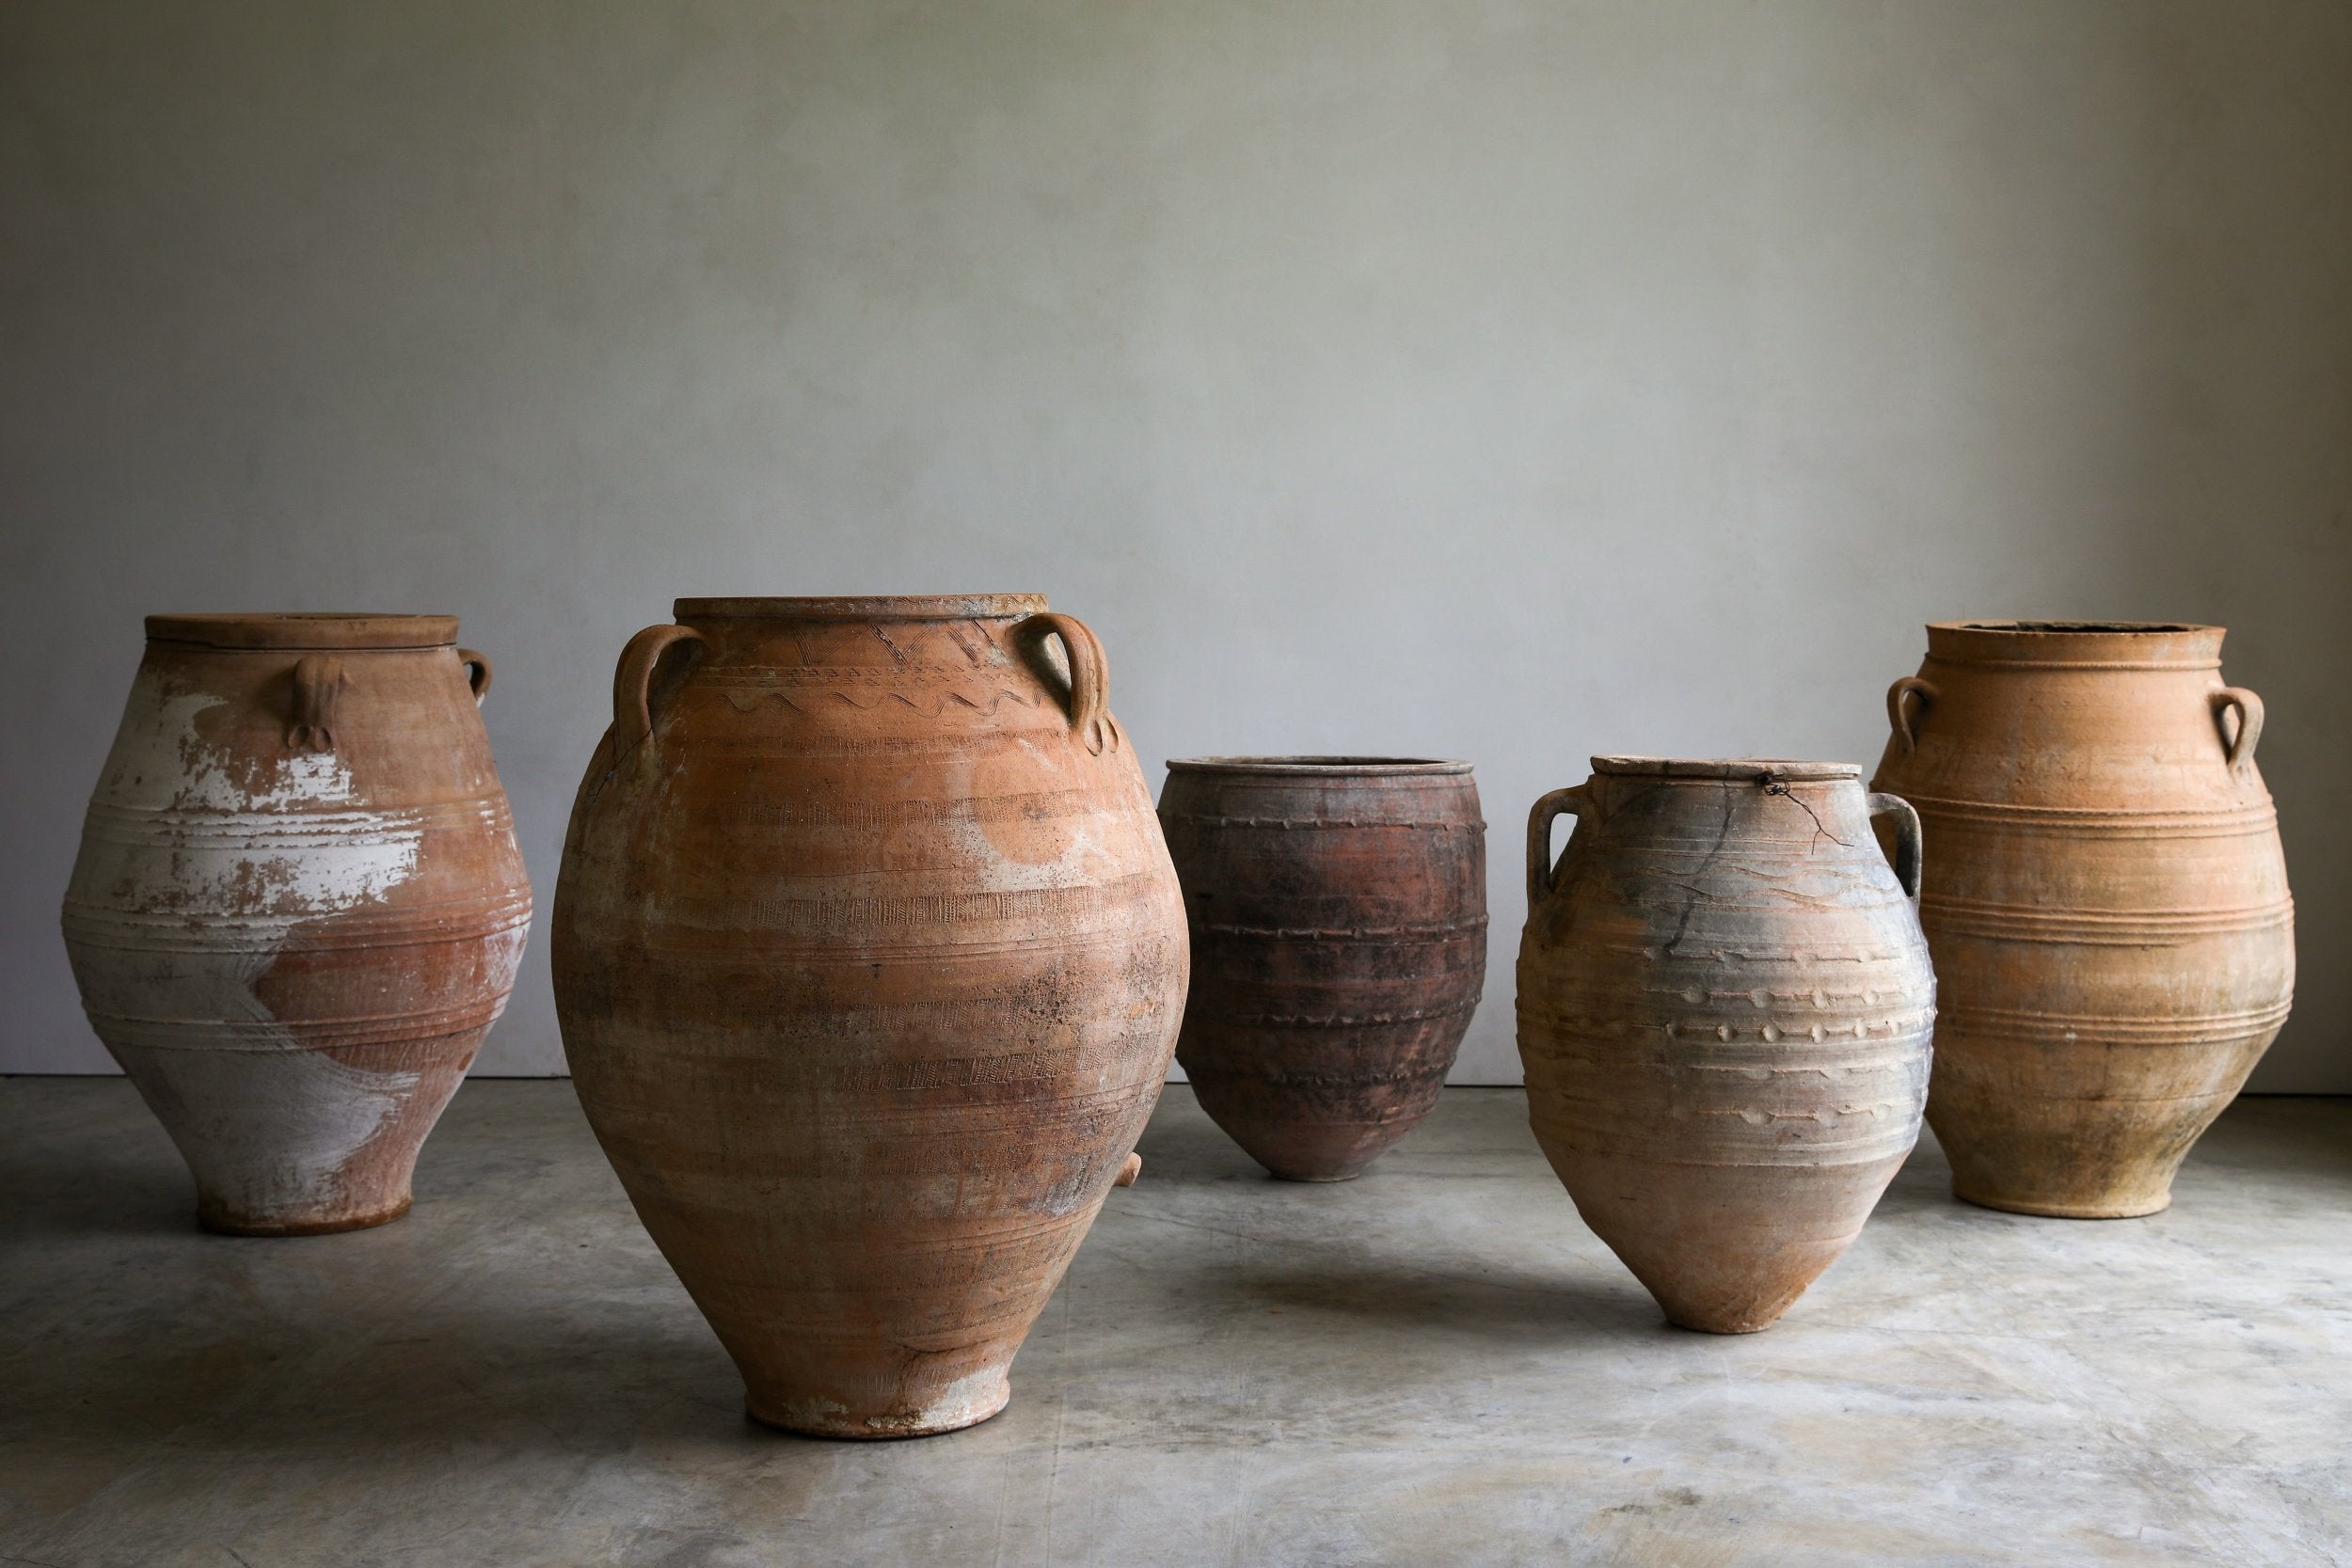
[551,595,1187,1439]
[1158,757,1486,1181]
[1517,758,1935,1334]
[61,614,531,1235]
[1871,622,2295,1218]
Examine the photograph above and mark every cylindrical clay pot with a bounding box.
[1158,757,1486,1181]
[1517,759,1935,1333]
[552,595,1187,1439]
[61,614,531,1234]
[1871,622,2295,1218]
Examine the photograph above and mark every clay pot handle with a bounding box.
[458,648,493,705]
[286,654,347,752]
[1867,792,1925,904]
[1115,1151,1142,1187]
[2211,687,2264,769]
[612,624,705,761]
[1525,784,1594,909]
[1886,676,1939,753]
[1016,611,1120,756]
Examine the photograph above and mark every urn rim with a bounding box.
[144,612,459,650]
[1923,620,2225,669]
[675,594,1049,622]
[1589,756,1862,783]
[1167,755,1473,776]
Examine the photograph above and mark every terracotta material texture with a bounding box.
[551,594,1187,1439]
[1516,758,1935,1333]
[1871,622,2295,1219]
[1158,757,1486,1181]
[60,613,530,1235]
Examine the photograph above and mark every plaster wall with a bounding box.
[5,1,2346,1085]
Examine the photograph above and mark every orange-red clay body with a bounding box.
[551,595,1187,1438]
[1871,622,2295,1218]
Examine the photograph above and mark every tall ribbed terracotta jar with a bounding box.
[1158,757,1486,1181]
[61,614,531,1234]
[1517,758,1934,1333]
[552,595,1187,1439]
[1871,621,2295,1218]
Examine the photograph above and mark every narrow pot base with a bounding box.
[744,1380,1012,1440]
[198,1194,414,1237]
[1953,1187,2172,1221]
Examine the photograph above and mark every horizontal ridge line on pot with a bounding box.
[1940,998,2296,1043]
[673,594,1048,621]
[80,799,516,832]
[1200,996,1486,1028]
[1898,793,2277,826]
[61,907,532,951]
[1924,899,2293,940]
[1190,917,1490,940]
[1158,813,1483,832]
[76,1004,513,1049]
[143,611,461,649]
[706,788,1101,830]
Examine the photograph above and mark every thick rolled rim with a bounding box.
[1589,755,1861,782]
[1935,620,2217,635]
[675,594,1048,622]
[145,613,459,650]
[1167,755,1473,775]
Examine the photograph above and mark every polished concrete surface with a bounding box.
[3,1080,2346,1567]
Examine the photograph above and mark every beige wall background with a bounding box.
[4,1,2345,1086]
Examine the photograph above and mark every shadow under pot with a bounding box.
[60,613,531,1235]
[1516,758,1935,1334]
[1159,757,1486,1182]
[551,595,1187,1439]
[1871,621,2295,1218]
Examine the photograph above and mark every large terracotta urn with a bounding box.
[552,595,1187,1438]
[1871,621,2295,1218]
[61,614,531,1234]
[1516,758,1935,1333]
[1158,757,1486,1181]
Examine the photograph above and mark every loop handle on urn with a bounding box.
[612,624,705,767]
[286,655,347,753]
[1525,784,1594,909]
[1015,611,1119,756]
[2211,687,2264,769]
[1867,792,1925,904]
[1886,676,1939,753]
[458,648,493,705]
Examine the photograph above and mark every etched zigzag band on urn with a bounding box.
[62,614,531,1235]
[551,595,1188,1438]
[1871,621,2295,1218]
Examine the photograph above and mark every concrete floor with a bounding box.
[2,1082,2346,1568]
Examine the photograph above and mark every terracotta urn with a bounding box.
[551,595,1187,1438]
[1158,757,1486,1181]
[1516,758,1935,1333]
[1871,622,2295,1218]
[61,614,531,1234]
